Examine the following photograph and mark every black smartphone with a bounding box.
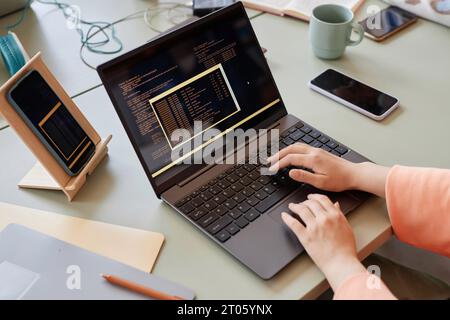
[360,6,417,41]
[309,69,399,121]
[8,70,95,176]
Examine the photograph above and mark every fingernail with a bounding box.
[268,165,277,172]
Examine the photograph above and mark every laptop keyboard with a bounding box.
[175,121,349,243]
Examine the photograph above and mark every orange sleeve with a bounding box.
[333,272,396,300]
[386,166,450,257]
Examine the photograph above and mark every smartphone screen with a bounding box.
[360,6,417,40]
[310,69,398,117]
[8,70,95,175]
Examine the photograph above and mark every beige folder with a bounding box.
[0,202,164,272]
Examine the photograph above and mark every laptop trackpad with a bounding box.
[268,187,358,225]
[268,188,309,225]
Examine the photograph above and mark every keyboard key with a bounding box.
[301,135,314,144]
[277,175,289,184]
[255,190,268,200]
[226,174,239,183]
[326,140,338,149]
[208,185,222,195]
[331,150,341,157]
[258,176,271,185]
[226,223,240,235]
[300,125,312,134]
[175,197,191,208]
[310,140,322,148]
[239,177,252,186]
[282,137,294,145]
[235,216,249,228]
[191,190,201,198]
[248,171,259,180]
[235,168,248,178]
[232,193,246,203]
[228,210,242,219]
[318,136,329,144]
[218,173,227,179]
[289,130,304,141]
[255,187,294,213]
[244,209,260,222]
[207,215,233,235]
[224,199,237,210]
[263,184,276,194]
[321,145,332,152]
[180,203,195,214]
[199,213,219,228]
[203,200,218,210]
[230,182,244,192]
[310,130,321,139]
[280,131,290,138]
[190,208,207,220]
[214,205,228,216]
[215,230,231,242]
[213,194,227,205]
[335,145,348,155]
[208,179,218,186]
[288,127,297,133]
[250,181,263,191]
[217,180,230,189]
[191,197,204,207]
[237,202,251,213]
[243,164,255,171]
[242,187,255,197]
[221,189,235,198]
[246,196,260,206]
[199,191,213,201]
[295,122,304,129]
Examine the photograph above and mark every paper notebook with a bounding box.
[242,0,365,21]
[0,202,164,272]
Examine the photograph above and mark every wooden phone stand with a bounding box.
[0,53,111,201]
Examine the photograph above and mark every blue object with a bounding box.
[0,32,27,76]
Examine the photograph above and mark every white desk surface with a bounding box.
[0,0,449,299]
[0,0,261,98]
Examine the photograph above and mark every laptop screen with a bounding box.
[98,3,286,196]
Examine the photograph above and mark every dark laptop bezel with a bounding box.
[97,2,287,198]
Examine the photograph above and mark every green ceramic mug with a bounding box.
[309,4,364,59]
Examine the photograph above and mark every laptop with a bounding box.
[97,2,370,279]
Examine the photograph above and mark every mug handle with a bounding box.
[347,22,364,46]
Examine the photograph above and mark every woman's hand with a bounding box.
[268,143,390,198]
[281,194,366,291]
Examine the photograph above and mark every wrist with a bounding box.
[351,162,390,198]
[321,254,366,292]
[348,161,372,190]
